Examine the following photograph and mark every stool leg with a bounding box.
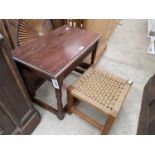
[101,115,115,135]
[66,86,75,114]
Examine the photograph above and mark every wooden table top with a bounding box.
[12,25,101,79]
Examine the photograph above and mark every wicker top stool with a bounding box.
[67,67,132,134]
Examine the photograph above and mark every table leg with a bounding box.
[91,42,98,65]
[55,87,65,120]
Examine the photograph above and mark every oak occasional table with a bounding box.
[12,25,101,120]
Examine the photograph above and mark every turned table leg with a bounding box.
[55,87,65,120]
[90,42,98,65]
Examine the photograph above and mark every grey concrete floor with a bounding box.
[32,19,155,135]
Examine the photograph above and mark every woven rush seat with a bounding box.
[67,67,132,134]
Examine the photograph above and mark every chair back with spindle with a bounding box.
[4,19,54,48]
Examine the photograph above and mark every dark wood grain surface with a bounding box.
[12,25,101,79]
[0,34,41,134]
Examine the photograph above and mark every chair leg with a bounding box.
[66,86,75,114]
[101,115,115,135]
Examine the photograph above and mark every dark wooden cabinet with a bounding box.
[137,74,155,134]
[0,34,41,135]
[0,102,17,134]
